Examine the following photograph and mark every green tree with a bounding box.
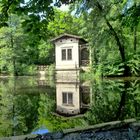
[85,78,140,124]
[36,9,82,65]
[48,9,80,37]
[75,0,140,76]
[0,15,35,75]
[0,77,46,136]
[1,0,140,77]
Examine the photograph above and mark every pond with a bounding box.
[0,76,140,137]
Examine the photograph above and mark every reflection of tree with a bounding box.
[36,78,140,131]
[14,94,39,134]
[115,81,129,119]
[37,93,55,131]
[0,78,40,137]
[124,80,140,119]
[115,80,140,120]
[85,79,140,125]
[37,93,88,131]
[1,77,140,136]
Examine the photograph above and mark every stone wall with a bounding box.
[1,119,140,140]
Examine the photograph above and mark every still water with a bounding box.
[0,76,140,137]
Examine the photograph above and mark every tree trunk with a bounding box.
[133,3,137,52]
[134,26,137,52]
[95,1,131,76]
[115,81,128,119]
[94,48,98,65]
[104,19,131,76]
[104,18,125,62]
[10,33,18,76]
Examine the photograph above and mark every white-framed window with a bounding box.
[62,92,73,105]
[61,48,72,60]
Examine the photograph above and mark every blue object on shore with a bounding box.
[32,128,49,134]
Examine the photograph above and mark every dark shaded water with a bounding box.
[0,76,140,137]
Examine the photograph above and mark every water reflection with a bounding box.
[1,77,140,137]
[55,81,90,117]
[0,77,55,137]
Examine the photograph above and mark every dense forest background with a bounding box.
[0,0,140,77]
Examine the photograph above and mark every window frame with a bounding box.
[62,92,73,105]
[61,48,72,61]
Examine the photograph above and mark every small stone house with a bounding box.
[51,33,90,77]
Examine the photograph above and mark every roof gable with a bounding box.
[51,33,87,43]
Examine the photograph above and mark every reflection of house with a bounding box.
[51,33,91,116]
[56,83,80,116]
[56,81,90,117]
[51,34,90,77]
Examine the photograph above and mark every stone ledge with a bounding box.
[0,134,37,140]
[0,118,139,140]
[63,118,137,134]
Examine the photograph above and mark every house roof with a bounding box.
[51,33,87,43]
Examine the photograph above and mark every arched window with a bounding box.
[81,48,89,60]
[81,48,89,66]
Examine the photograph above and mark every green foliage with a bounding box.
[0,76,56,137]
[0,77,41,136]
[1,76,140,136]
[74,0,140,77]
[16,64,37,76]
[46,64,55,76]
[47,9,80,37]
[1,0,140,77]
[0,15,38,75]
[0,8,83,76]
[85,78,140,124]
[103,63,125,76]
[37,40,54,65]
[127,53,140,76]
[80,71,95,80]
